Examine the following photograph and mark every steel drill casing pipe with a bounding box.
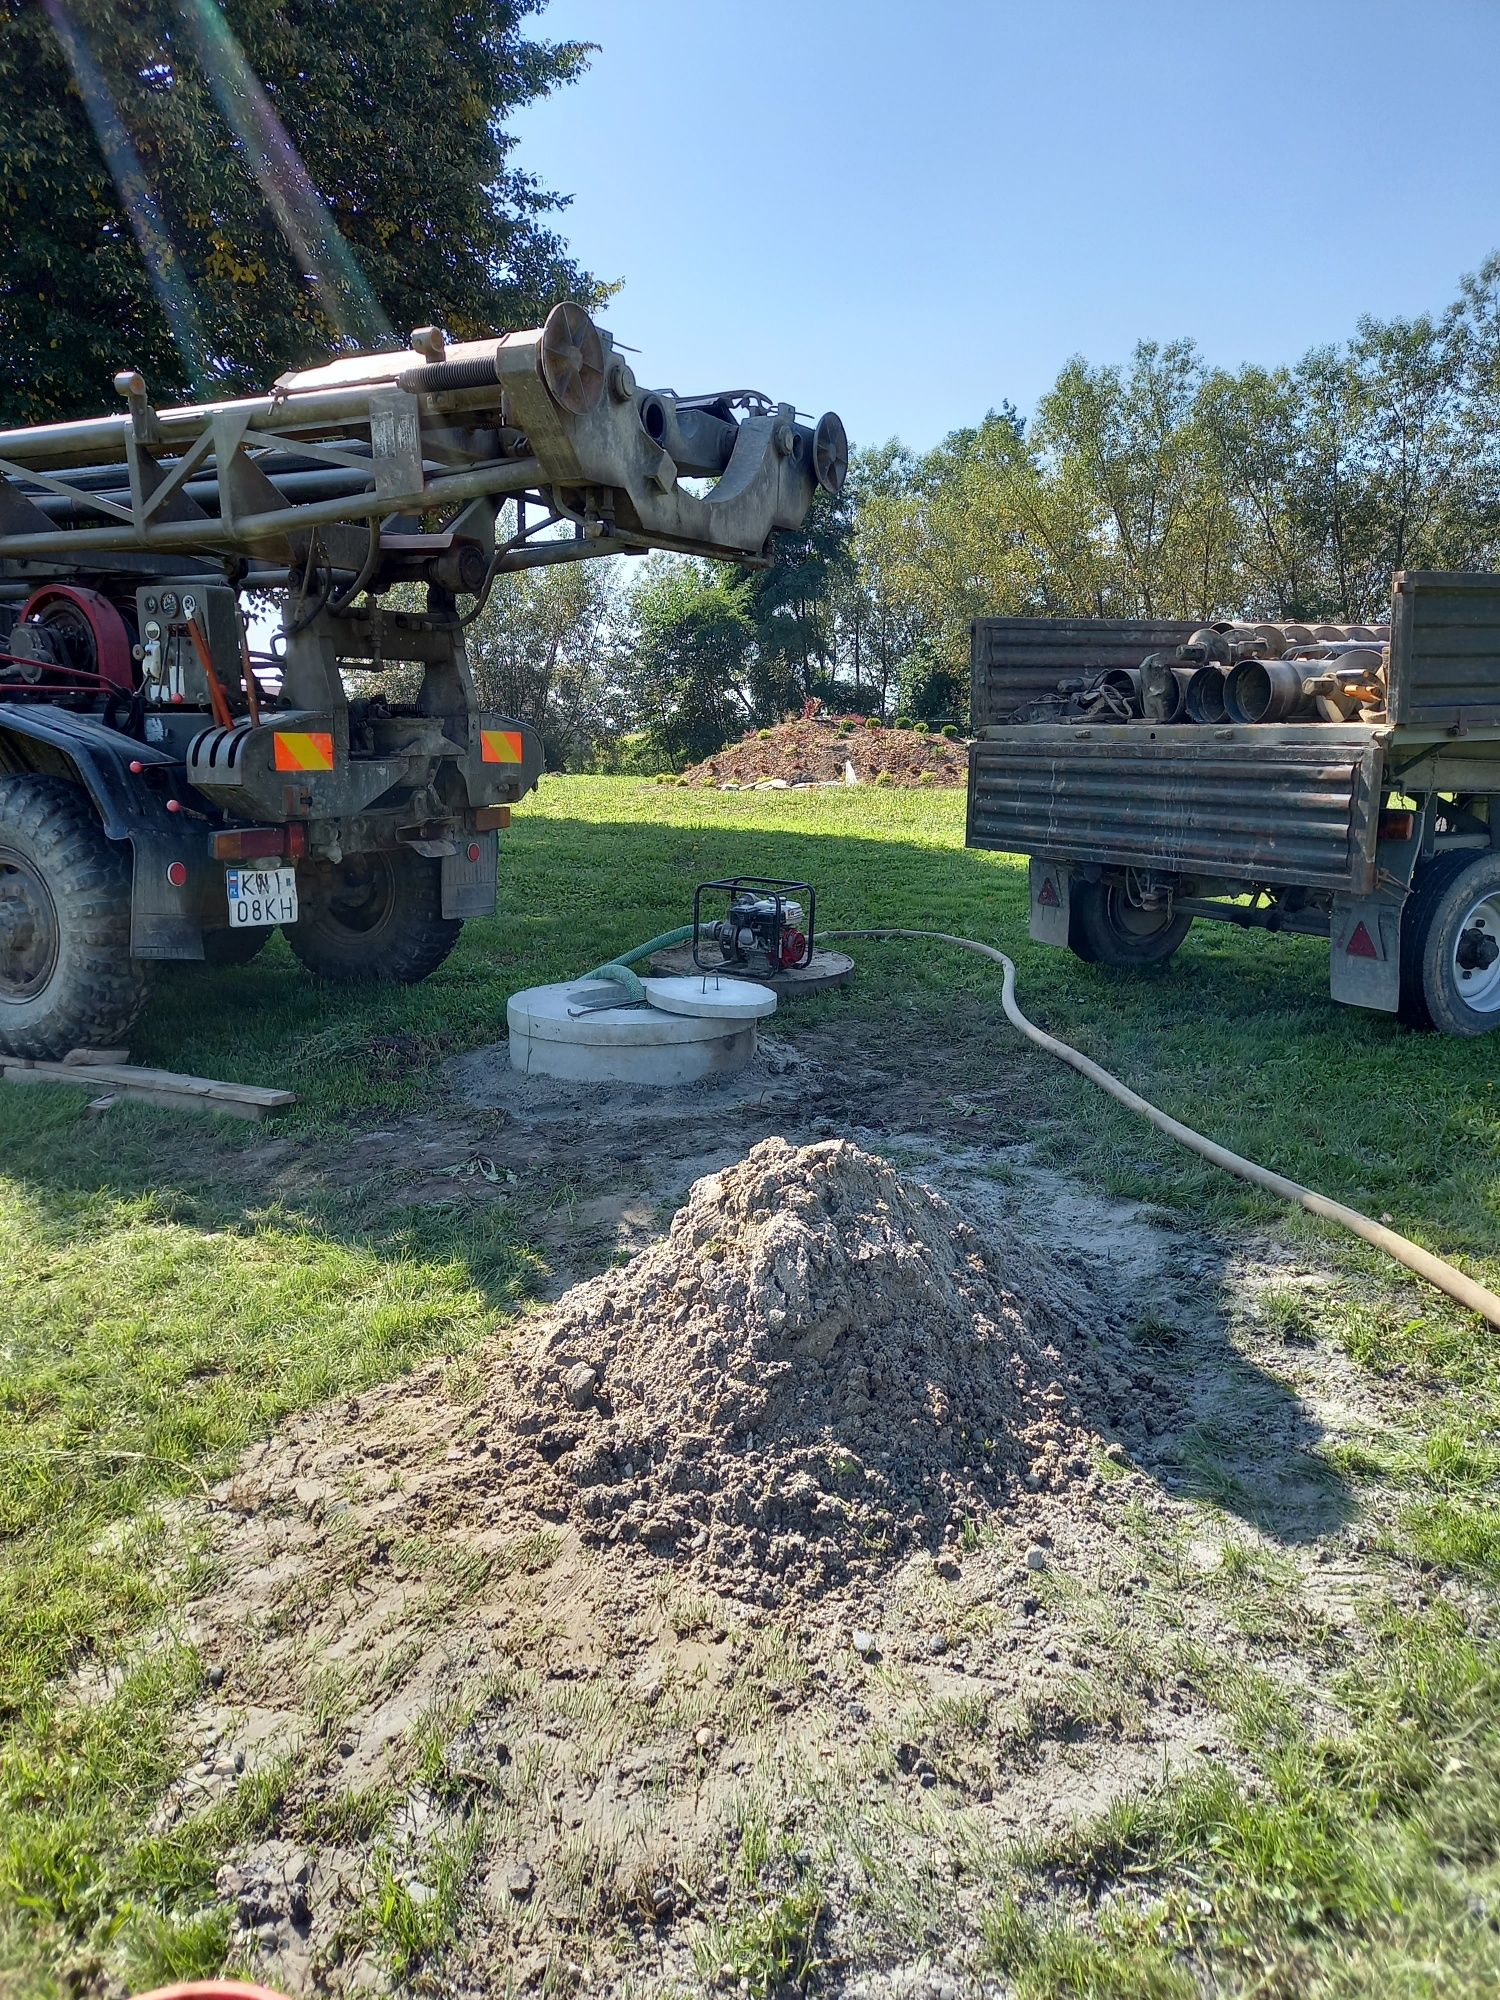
[1184,663,1230,724]
[1225,658,1312,723]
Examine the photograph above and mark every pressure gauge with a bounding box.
[160,591,179,617]
[143,619,161,640]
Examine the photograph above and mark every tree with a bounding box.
[1034,340,1214,618]
[466,561,620,771]
[619,560,755,767]
[739,487,855,716]
[0,0,595,424]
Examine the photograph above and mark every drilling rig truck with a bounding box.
[0,305,846,1058]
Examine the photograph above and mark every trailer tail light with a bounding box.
[1379,810,1415,842]
[165,861,188,888]
[472,806,511,831]
[212,822,307,861]
[466,841,481,862]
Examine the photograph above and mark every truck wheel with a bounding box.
[0,773,148,1058]
[285,849,461,984]
[1398,851,1500,1035]
[1069,879,1192,967]
[199,926,272,967]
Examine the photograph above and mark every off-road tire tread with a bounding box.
[1398,849,1500,1035]
[0,773,147,1058]
[285,850,461,985]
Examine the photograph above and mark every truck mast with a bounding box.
[0,304,847,1058]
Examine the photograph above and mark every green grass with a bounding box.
[1,778,1499,1994]
[988,1606,1500,1996]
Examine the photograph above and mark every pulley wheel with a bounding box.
[540,303,606,415]
[813,412,849,495]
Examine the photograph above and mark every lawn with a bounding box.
[2,777,1498,1996]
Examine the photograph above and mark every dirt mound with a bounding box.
[427,1138,1105,1585]
[682,716,968,788]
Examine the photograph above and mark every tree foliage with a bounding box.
[0,0,595,423]
[467,561,619,772]
[619,561,755,768]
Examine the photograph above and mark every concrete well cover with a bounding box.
[640,974,778,1021]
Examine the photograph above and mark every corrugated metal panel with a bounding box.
[970,616,1199,728]
[967,724,1385,892]
[1388,571,1500,728]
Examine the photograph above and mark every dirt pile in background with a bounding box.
[485,1138,1106,1583]
[681,717,968,788]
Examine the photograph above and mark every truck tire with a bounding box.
[199,926,273,967]
[1069,879,1192,967]
[0,773,148,1058]
[1398,850,1500,1036]
[285,848,461,984]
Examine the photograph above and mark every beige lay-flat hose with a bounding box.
[823,928,1500,1328]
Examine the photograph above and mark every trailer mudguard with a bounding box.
[0,704,209,957]
[0,703,176,838]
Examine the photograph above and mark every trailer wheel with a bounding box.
[1398,851,1500,1035]
[0,773,148,1058]
[199,926,273,967]
[1069,880,1192,967]
[285,849,461,984]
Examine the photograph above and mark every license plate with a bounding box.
[225,865,298,928]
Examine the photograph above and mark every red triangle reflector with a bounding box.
[1038,876,1060,907]
[1347,920,1379,959]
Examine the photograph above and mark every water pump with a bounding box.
[692,877,816,978]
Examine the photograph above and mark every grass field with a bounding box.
[2,777,1498,1996]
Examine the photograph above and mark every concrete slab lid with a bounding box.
[507,979,757,1047]
[639,974,778,1022]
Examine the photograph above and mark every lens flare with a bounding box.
[174,0,392,352]
[44,0,215,395]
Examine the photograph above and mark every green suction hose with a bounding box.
[579,925,696,1002]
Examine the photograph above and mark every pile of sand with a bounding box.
[432,1138,1109,1584]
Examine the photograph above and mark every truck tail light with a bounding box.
[1378,810,1415,842]
[472,806,511,831]
[212,822,307,861]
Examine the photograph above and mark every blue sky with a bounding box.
[510,0,1500,453]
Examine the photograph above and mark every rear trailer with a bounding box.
[964,571,1500,1036]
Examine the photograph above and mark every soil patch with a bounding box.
[681,717,968,789]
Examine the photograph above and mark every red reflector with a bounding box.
[211,825,287,861]
[1379,810,1414,842]
[286,822,307,859]
[165,861,188,888]
[1038,876,1060,907]
[166,798,182,813]
[466,841,481,862]
[129,759,144,774]
[1347,920,1379,959]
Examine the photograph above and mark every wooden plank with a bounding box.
[0,1059,294,1118]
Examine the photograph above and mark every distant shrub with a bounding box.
[802,696,822,720]
[757,727,773,740]
[913,720,930,734]
[874,769,895,786]
[941,723,961,739]
[917,770,937,786]
[864,715,882,730]
[893,714,913,730]
[837,721,855,735]
[674,774,690,786]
